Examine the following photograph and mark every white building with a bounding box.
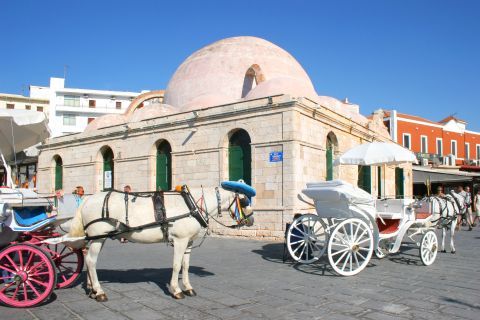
[37,78,147,137]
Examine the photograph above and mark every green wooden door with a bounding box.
[156,143,171,191]
[103,149,114,191]
[326,146,333,181]
[395,168,404,199]
[54,158,63,190]
[229,130,251,186]
[358,165,371,193]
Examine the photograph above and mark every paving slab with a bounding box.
[1,227,479,319]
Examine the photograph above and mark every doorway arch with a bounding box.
[228,129,252,185]
[101,147,114,190]
[156,140,172,191]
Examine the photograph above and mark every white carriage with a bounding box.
[286,179,438,276]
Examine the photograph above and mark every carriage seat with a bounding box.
[414,200,431,220]
[14,207,49,227]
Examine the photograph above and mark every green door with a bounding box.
[326,146,333,181]
[395,168,404,199]
[358,165,371,193]
[103,149,114,191]
[229,130,251,185]
[54,158,63,190]
[156,142,172,191]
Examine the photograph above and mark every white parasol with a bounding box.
[334,142,417,166]
[334,142,417,197]
[0,109,50,187]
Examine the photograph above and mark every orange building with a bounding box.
[383,110,480,167]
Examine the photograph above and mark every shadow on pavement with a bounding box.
[81,266,214,296]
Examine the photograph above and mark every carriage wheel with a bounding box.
[40,243,84,289]
[0,244,56,308]
[327,218,373,276]
[419,230,438,266]
[30,234,84,289]
[286,214,327,264]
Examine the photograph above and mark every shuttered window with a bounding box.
[358,165,371,193]
[228,130,251,185]
[156,141,172,191]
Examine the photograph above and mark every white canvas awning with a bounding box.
[412,167,480,184]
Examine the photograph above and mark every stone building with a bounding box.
[37,36,412,240]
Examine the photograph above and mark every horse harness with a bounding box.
[83,185,209,241]
[430,196,459,228]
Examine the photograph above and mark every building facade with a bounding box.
[37,37,413,240]
[384,110,480,167]
[42,78,146,137]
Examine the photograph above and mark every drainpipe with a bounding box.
[390,110,398,143]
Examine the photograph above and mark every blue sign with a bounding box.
[269,151,283,162]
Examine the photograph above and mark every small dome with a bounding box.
[243,77,318,101]
[164,36,317,109]
[128,103,176,122]
[84,114,126,132]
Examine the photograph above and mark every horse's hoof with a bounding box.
[441,250,447,253]
[183,289,197,297]
[95,293,108,302]
[88,290,96,299]
[172,292,185,299]
[451,250,456,254]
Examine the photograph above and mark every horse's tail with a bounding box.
[69,199,87,238]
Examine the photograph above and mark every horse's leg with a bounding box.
[441,227,446,253]
[182,242,196,297]
[450,220,457,254]
[85,239,108,302]
[170,237,189,299]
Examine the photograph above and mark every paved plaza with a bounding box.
[1,227,479,320]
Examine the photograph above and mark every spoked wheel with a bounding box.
[30,235,84,289]
[286,214,327,263]
[0,244,57,308]
[419,230,438,266]
[327,218,373,276]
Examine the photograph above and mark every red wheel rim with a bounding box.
[0,244,56,308]
[30,233,84,289]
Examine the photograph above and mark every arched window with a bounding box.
[102,147,114,191]
[241,64,265,98]
[229,129,251,185]
[326,132,338,181]
[54,156,63,191]
[156,141,172,191]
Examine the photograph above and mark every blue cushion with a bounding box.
[14,207,48,227]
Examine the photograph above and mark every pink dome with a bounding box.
[128,103,176,122]
[164,36,317,109]
[84,114,126,132]
[181,94,230,111]
[243,77,318,101]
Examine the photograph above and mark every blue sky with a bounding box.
[1,0,479,130]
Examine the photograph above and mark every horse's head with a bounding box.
[449,190,466,213]
[214,181,256,227]
[190,183,256,228]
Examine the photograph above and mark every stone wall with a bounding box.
[38,95,412,241]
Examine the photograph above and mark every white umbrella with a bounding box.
[0,109,50,187]
[0,109,50,160]
[334,142,417,166]
[334,142,417,198]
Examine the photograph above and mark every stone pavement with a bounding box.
[1,226,479,320]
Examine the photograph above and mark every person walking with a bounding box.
[473,189,480,227]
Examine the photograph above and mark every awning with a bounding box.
[413,167,480,184]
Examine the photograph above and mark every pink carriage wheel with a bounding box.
[0,244,57,308]
[30,234,84,289]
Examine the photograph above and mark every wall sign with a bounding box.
[104,171,112,189]
[269,151,283,162]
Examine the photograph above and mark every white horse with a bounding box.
[67,186,252,301]
[427,191,464,254]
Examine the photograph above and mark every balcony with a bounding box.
[56,104,124,114]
